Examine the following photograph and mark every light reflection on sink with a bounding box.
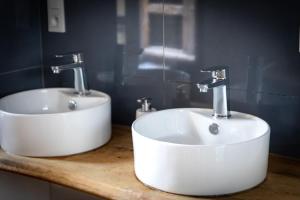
[132,108,270,196]
[0,88,111,157]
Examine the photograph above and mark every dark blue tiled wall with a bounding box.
[40,0,300,158]
[0,0,43,97]
[41,0,122,128]
[41,0,116,92]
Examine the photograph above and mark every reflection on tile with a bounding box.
[163,0,300,97]
[245,55,300,96]
[0,67,42,97]
[163,0,196,82]
[162,80,192,109]
[43,65,74,88]
[230,89,300,158]
[161,0,300,159]
[122,0,164,80]
[112,72,166,124]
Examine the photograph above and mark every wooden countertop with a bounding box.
[0,125,299,200]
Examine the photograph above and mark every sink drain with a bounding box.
[68,100,77,110]
[209,123,219,135]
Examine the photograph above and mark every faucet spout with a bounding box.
[197,78,227,93]
[51,53,89,96]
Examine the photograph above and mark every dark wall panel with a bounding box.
[41,0,300,158]
[163,0,300,158]
[41,0,117,93]
[0,0,43,97]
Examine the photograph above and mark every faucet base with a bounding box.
[74,90,91,96]
[213,113,231,118]
[213,85,230,118]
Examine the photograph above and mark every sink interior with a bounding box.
[133,109,269,146]
[0,88,109,115]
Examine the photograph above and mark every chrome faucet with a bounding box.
[137,97,152,112]
[197,66,230,118]
[51,53,89,95]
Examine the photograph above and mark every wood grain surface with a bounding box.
[0,125,299,200]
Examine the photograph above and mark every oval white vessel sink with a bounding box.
[0,88,111,157]
[132,108,270,196]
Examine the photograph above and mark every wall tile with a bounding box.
[0,67,42,97]
[119,0,164,83]
[0,0,43,97]
[162,0,300,159]
[163,0,300,96]
[0,0,42,73]
[230,89,300,158]
[40,0,300,158]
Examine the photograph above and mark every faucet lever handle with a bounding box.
[200,65,228,73]
[55,53,84,63]
[200,66,228,80]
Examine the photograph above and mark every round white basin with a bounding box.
[0,88,111,157]
[132,108,270,196]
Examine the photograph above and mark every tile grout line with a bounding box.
[0,65,41,76]
[162,0,166,82]
[163,80,300,99]
[38,0,45,88]
[162,0,167,107]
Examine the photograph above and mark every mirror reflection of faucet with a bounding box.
[136,97,156,119]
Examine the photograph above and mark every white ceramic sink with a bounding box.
[132,108,270,196]
[0,88,111,157]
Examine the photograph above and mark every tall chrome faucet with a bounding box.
[51,52,89,95]
[197,66,230,118]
